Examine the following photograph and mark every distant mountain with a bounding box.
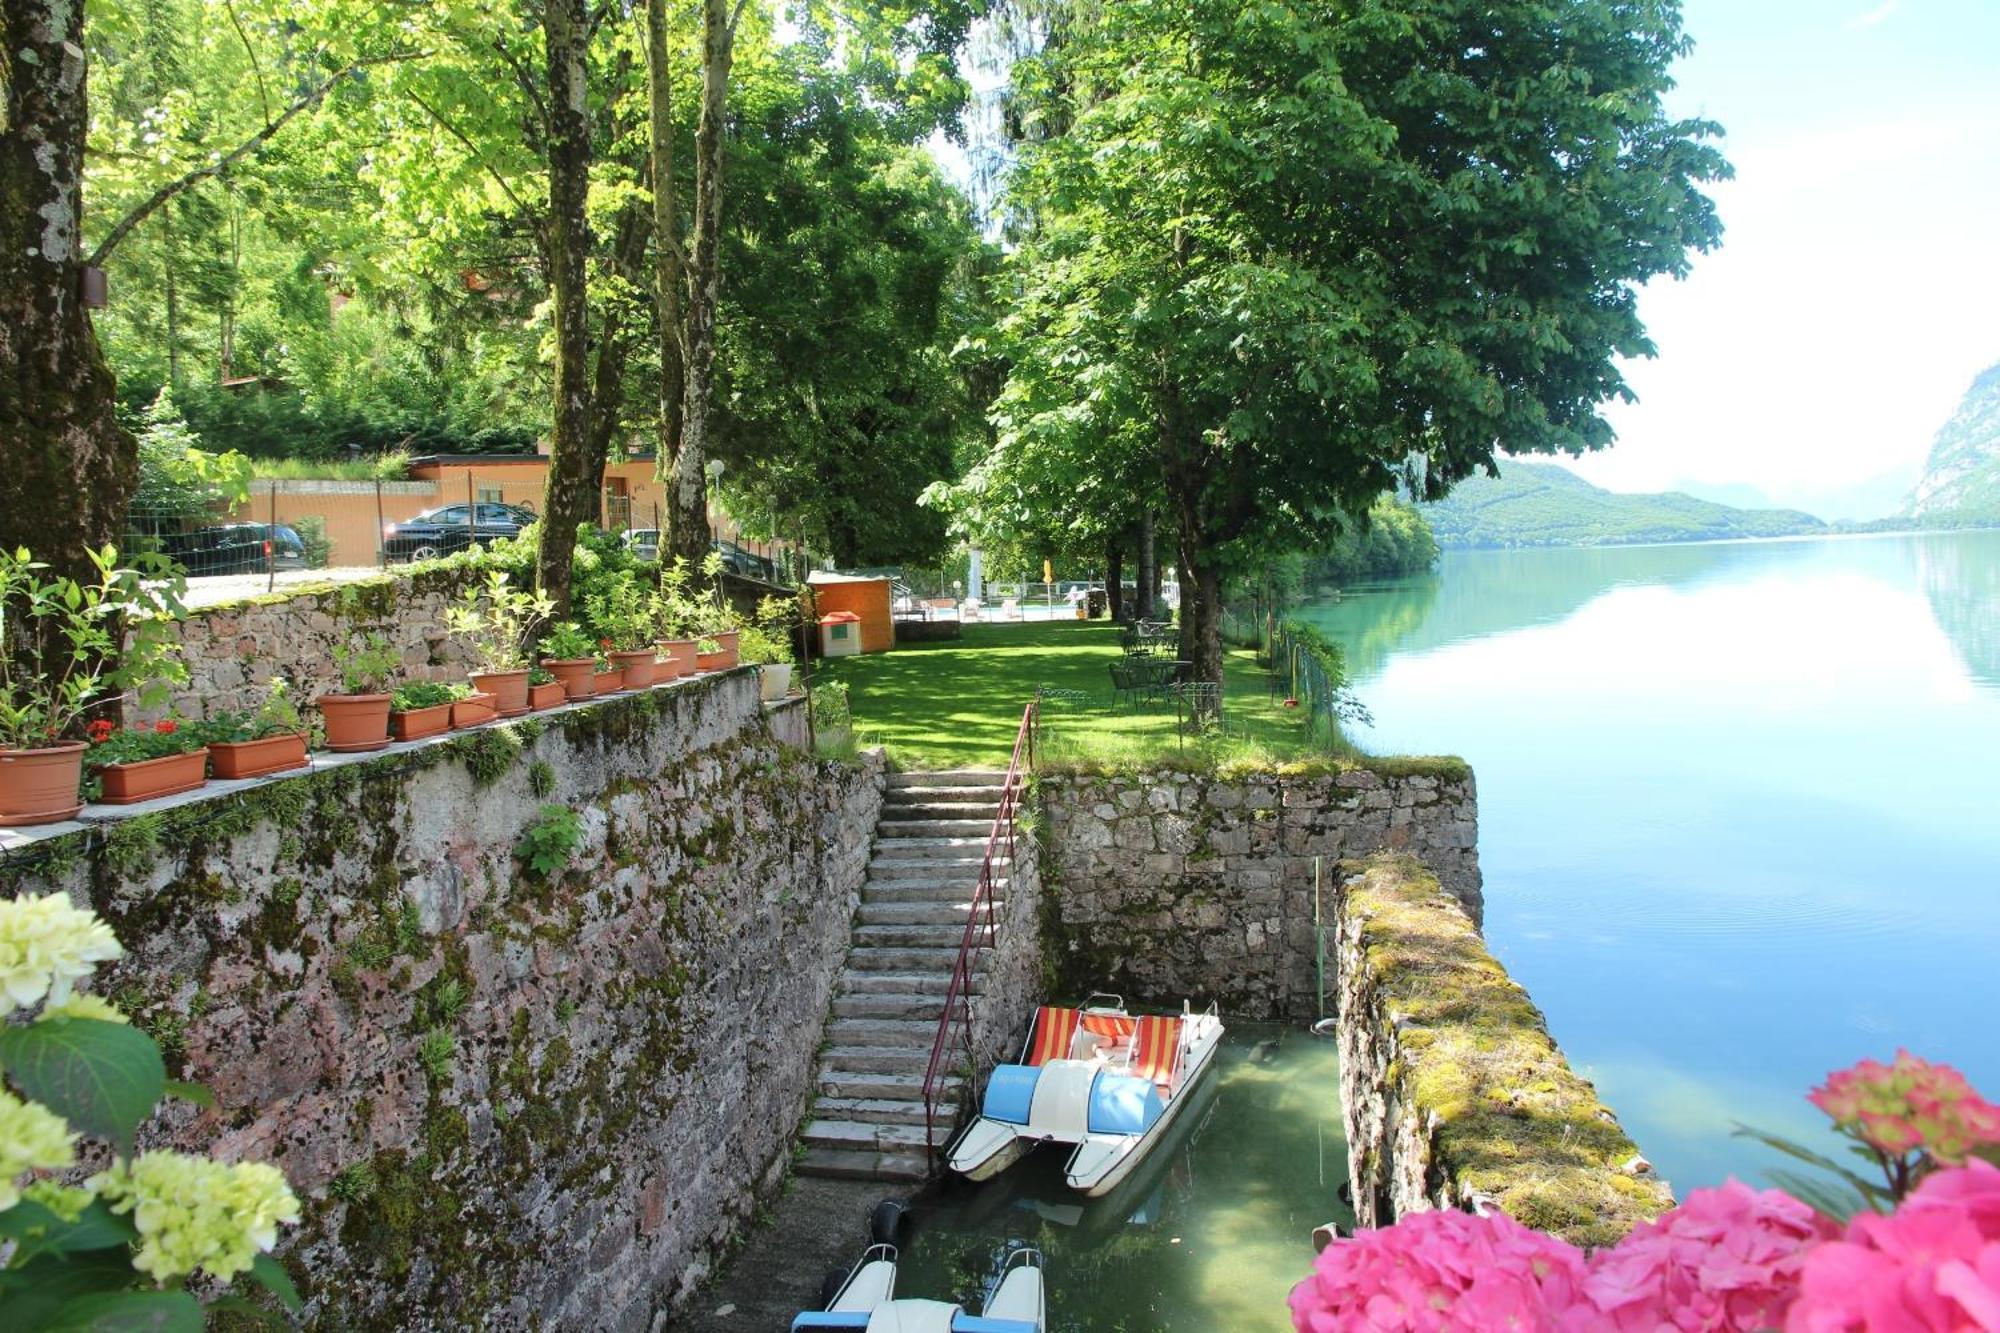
[1423,461,1828,549]
[1670,479,1779,511]
[1907,362,2000,518]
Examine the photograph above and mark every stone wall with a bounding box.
[1037,761,1479,1019]
[1335,853,1671,1248]
[965,824,1047,1076]
[0,674,882,1329]
[160,561,490,720]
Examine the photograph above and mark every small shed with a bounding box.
[807,573,894,654]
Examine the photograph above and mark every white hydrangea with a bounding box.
[0,1089,77,1212]
[0,893,123,1017]
[92,1151,302,1283]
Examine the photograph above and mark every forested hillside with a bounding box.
[1424,461,1827,548]
[1907,361,2000,519]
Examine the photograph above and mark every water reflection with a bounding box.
[899,1026,1350,1332]
[1299,530,2000,1190]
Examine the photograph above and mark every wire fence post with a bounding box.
[467,470,477,550]
[375,479,386,568]
[266,480,278,592]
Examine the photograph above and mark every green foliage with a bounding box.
[389,681,469,712]
[539,622,597,662]
[0,546,189,749]
[331,634,398,695]
[292,515,334,569]
[446,571,555,673]
[527,760,557,798]
[129,389,254,521]
[203,678,306,743]
[517,804,584,878]
[83,719,208,766]
[416,1029,456,1082]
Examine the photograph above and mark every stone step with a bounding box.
[845,945,974,972]
[854,922,992,950]
[813,1097,949,1128]
[863,876,1006,902]
[881,800,1004,819]
[878,819,997,839]
[816,1070,960,1102]
[794,1146,931,1184]
[837,971,962,996]
[888,771,1008,787]
[856,900,999,927]
[819,1044,933,1075]
[803,1118,954,1152]
[830,991,960,1020]
[827,1016,944,1047]
[868,855,998,880]
[871,835,991,852]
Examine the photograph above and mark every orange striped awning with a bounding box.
[1131,1015,1182,1093]
[1026,1006,1081,1066]
[1080,1011,1137,1042]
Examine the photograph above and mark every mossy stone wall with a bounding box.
[0,675,882,1329]
[1336,853,1672,1248]
[1037,762,1479,1019]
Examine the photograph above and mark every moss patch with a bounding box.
[1342,852,1671,1248]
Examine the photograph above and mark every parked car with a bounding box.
[621,528,662,561]
[383,502,536,561]
[155,523,307,576]
[616,531,779,582]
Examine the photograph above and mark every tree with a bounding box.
[989,0,1729,699]
[1,1,136,585]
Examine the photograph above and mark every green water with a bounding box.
[1300,530,2000,1190]
[898,1025,1349,1332]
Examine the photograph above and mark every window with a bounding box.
[477,486,504,504]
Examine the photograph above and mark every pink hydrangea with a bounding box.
[1787,1159,2000,1331]
[1289,1207,1592,1332]
[1810,1052,2000,1165]
[1583,1179,1835,1331]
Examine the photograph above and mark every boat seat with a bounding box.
[1025,1006,1080,1066]
[1130,1015,1181,1095]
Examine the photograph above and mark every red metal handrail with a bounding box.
[921,700,1036,1166]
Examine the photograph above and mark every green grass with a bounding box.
[813,619,1341,770]
[248,452,411,482]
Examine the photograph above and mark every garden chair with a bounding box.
[1108,661,1140,709]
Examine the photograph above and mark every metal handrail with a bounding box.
[920,699,1037,1167]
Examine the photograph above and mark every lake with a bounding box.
[1300,530,2000,1192]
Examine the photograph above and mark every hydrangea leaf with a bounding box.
[37,1289,204,1332]
[249,1253,304,1312]
[0,1018,164,1155]
[0,1198,137,1265]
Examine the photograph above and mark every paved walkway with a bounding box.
[178,565,387,608]
[663,1177,891,1330]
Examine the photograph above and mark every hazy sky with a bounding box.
[1567,0,2000,508]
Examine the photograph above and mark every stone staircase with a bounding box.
[796,770,1013,1183]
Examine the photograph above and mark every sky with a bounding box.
[1567,0,2000,516]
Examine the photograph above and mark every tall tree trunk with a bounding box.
[533,0,595,615]
[0,1,136,585]
[1104,538,1123,622]
[643,0,685,481]
[1135,510,1156,621]
[666,0,735,575]
[163,207,182,390]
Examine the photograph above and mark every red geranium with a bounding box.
[153,719,177,735]
[86,719,114,743]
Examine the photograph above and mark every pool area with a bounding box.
[886,1023,1352,1332]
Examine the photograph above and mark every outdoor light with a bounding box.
[79,267,108,308]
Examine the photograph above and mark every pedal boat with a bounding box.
[946,994,1224,1197]
[791,1245,1045,1333]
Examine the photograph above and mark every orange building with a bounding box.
[807,573,894,653]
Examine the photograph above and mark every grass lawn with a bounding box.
[811,619,1336,770]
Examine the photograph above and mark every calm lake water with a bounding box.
[904,1025,1351,1332]
[1301,530,2000,1191]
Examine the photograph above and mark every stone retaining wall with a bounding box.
[966,823,1047,1077]
[1335,853,1671,1248]
[0,675,881,1329]
[159,561,491,720]
[1037,762,1479,1019]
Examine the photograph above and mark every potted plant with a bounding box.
[539,622,598,700]
[451,688,498,729]
[693,636,728,673]
[698,551,742,666]
[321,635,399,752]
[593,642,629,694]
[585,574,660,687]
[650,557,704,680]
[206,677,309,779]
[526,665,566,711]
[0,546,187,825]
[741,595,801,701]
[85,717,209,804]
[388,681,465,742]
[447,570,554,718]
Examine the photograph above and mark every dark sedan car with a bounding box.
[383,503,536,561]
[157,523,307,576]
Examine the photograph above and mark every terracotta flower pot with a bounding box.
[758,663,794,701]
[595,665,629,694]
[451,692,498,729]
[713,629,741,669]
[390,703,452,742]
[470,668,532,718]
[542,658,596,700]
[656,639,696,679]
[0,742,87,826]
[209,732,309,780]
[319,693,392,753]
[609,649,656,688]
[696,650,729,672]
[528,681,567,711]
[95,748,209,805]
